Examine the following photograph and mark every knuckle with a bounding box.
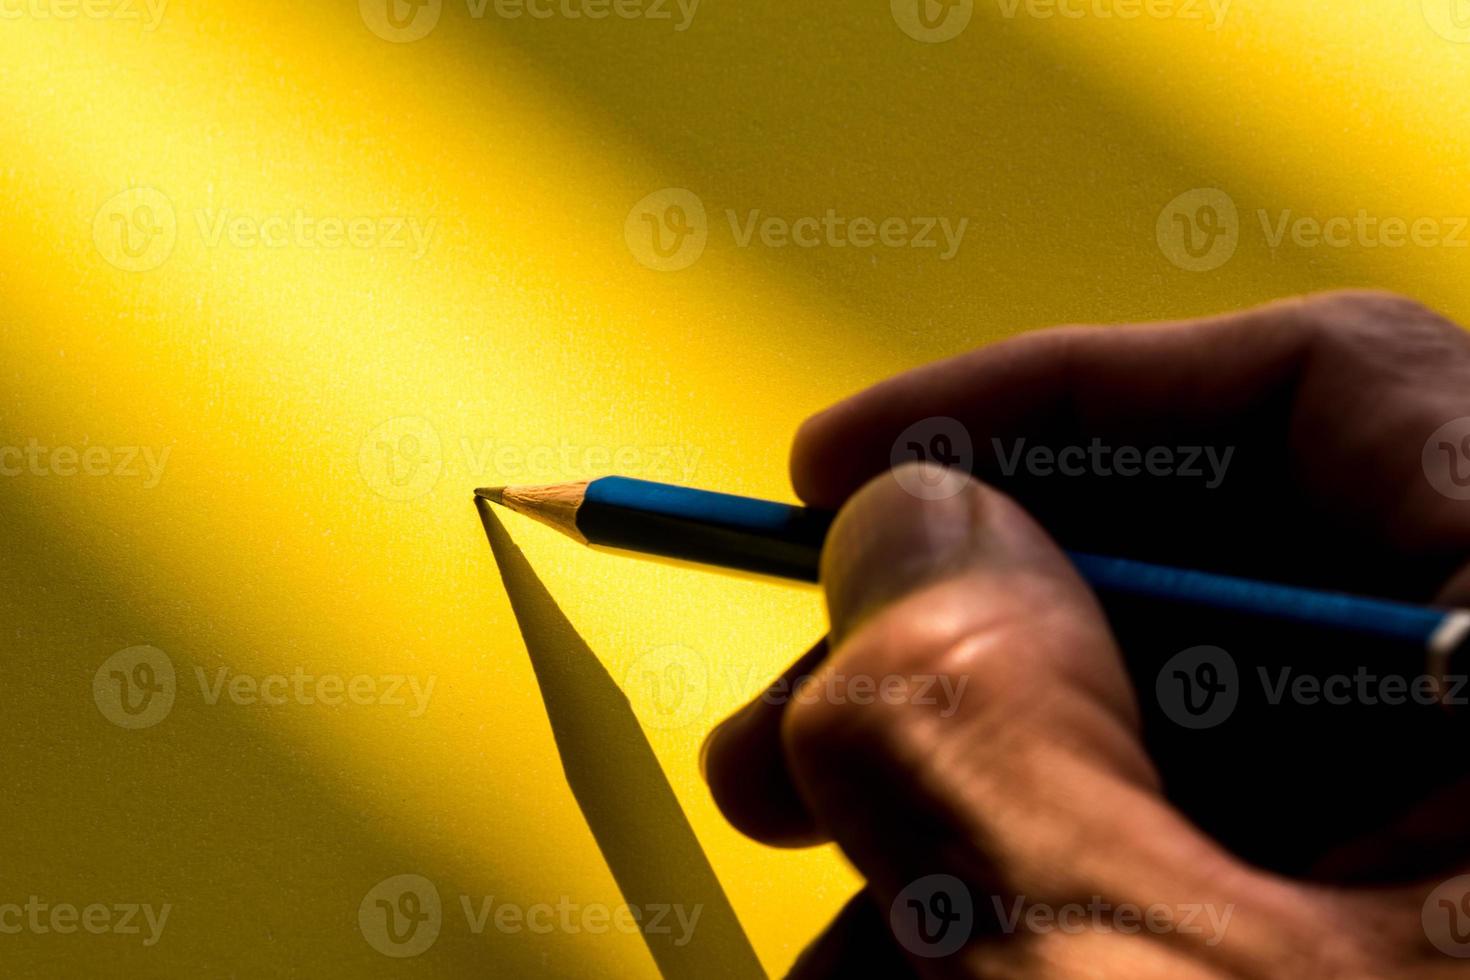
[1300,287,1427,316]
[1298,289,1464,347]
[1286,291,1470,389]
[777,614,1013,772]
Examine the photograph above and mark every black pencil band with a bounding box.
[577,476,831,582]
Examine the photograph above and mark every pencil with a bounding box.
[475,476,1470,681]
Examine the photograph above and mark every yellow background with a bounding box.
[2,0,1469,975]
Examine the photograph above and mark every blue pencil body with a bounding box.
[577,477,1468,662]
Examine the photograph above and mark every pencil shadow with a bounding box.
[476,499,766,980]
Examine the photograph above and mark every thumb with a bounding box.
[782,463,1254,967]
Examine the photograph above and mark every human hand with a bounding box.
[704,292,1470,977]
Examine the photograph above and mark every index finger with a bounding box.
[791,291,1470,599]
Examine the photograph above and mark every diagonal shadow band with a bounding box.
[476,499,766,980]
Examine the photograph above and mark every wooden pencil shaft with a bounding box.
[497,481,590,543]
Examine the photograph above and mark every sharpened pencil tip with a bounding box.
[475,486,506,504]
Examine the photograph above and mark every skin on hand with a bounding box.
[702,291,1470,978]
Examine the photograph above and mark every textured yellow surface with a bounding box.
[1,0,1468,975]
